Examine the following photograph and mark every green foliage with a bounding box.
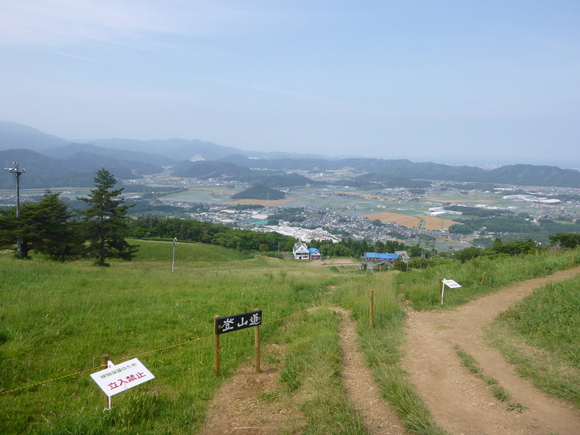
[78,168,139,266]
[267,207,305,224]
[0,191,84,260]
[129,217,297,252]
[231,184,285,200]
[497,279,580,367]
[0,252,305,432]
[280,311,367,434]
[549,232,580,249]
[397,250,579,310]
[449,215,538,235]
[487,274,580,407]
[313,237,413,259]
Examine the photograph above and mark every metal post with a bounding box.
[4,162,25,258]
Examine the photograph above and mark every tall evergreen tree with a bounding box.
[78,168,138,266]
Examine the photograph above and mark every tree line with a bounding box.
[0,168,137,266]
[128,216,298,252]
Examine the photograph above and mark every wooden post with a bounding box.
[369,289,374,329]
[481,272,487,285]
[101,354,110,409]
[254,324,261,373]
[439,279,444,305]
[214,315,220,376]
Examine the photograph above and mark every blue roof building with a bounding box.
[361,252,399,261]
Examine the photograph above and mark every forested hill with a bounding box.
[2,121,580,188]
[0,149,162,189]
[228,158,580,188]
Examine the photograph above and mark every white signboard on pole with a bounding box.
[442,279,461,289]
[91,358,155,397]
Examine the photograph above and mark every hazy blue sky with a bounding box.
[1,1,579,167]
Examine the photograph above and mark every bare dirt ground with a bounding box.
[201,344,305,434]
[331,306,406,435]
[402,266,580,435]
[201,266,580,434]
[304,258,358,267]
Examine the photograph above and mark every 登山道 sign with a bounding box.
[215,310,262,335]
[91,358,155,397]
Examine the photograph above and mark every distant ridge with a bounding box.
[2,121,580,189]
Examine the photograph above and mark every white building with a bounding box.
[292,242,310,260]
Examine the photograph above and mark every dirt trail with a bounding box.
[402,266,580,435]
[201,266,580,434]
[332,306,405,435]
[201,345,304,434]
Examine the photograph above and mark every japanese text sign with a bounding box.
[215,310,262,335]
[442,279,461,288]
[90,358,155,397]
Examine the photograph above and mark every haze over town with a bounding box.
[1,1,579,168]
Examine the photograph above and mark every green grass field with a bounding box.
[486,274,580,407]
[1,241,578,434]
[0,241,403,434]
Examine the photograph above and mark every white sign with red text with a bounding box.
[91,358,155,397]
[442,279,461,289]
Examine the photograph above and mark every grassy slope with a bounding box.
[0,242,387,434]
[486,274,580,407]
[1,243,578,434]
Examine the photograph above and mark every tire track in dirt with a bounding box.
[402,266,580,435]
[332,306,405,435]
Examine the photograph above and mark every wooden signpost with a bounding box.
[214,309,262,376]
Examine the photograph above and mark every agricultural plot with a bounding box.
[363,211,458,230]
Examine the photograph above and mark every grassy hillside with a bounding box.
[487,274,580,407]
[0,243,391,434]
[1,243,578,434]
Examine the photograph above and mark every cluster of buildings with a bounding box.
[292,242,322,260]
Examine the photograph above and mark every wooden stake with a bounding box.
[214,315,220,376]
[101,354,110,409]
[481,272,487,285]
[254,324,261,373]
[439,279,444,305]
[369,289,374,329]
[253,308,261,373]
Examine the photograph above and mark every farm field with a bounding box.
[1,242,580,434]
[362,211,458,230]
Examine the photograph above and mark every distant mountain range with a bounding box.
[2,120,580,190]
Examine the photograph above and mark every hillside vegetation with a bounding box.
[1,242,579,434]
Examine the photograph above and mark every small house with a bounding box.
[292,242,310,260]
[308,247,321,260]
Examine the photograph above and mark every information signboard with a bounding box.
[442,279,461,288]
[91,358,155,397]
[215,310,262,335]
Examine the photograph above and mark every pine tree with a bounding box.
[78,168,138,266]
[28,191,84,261]
[0,190,82,260]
